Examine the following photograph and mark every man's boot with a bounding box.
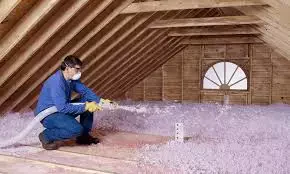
[76,134,100,145]
[39,132,58,150]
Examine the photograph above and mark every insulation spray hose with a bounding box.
[0,102,99,148]
[0,102,138,148]
[0,106,58,148]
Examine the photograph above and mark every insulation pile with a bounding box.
[0,102,289,173]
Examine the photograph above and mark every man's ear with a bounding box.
[64,66,69,71]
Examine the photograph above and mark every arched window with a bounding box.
[203,62,247,90]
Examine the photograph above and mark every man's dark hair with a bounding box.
[60,55,82,71]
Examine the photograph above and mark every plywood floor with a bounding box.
[0,130,172,174]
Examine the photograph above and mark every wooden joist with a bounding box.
[168,26,260,36]
[121,0,267,14]
[149,16,263,29]
[180,36,263,45]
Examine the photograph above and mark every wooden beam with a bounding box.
[168,26,260,36]
[0,0,116,110]
[149,15,263,29]
[0,0,21,23]
[180,36,263,45]
[0,0,61,63]
[121,0,267,14]
[8,0,136,112]
[0,0,90,87]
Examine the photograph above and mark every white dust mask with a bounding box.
[72,72,81,80]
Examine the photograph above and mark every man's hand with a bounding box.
[85,102,102,112]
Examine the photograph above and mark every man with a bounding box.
[35,55,114,150]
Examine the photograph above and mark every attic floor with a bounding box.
[0,130,172,174]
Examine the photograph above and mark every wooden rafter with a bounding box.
[262,0,290,23]
[112,44,186,98]
[121,0,267,14]
[168,26,260,36]
[2,0,290,113]
[84,11,185,91]
[96,33,170,95]
[79,13,154,82]
[92,10,197,95]
[0,0,21,23]
[237,6,290,58]
[6,0,136,112]
[0,0,90,87]
[114,45,186,99]
[90,30,163,92]
[0,0,116,110]
[86,30,161,89]
[0,0,61,63]
[149,15,263,29]
[102,38,182,97]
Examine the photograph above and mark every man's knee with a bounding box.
[70,125,84,137]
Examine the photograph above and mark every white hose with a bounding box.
[0,106,58,148]
[0,102,131,148]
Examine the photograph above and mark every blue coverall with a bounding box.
[35,70,100,143]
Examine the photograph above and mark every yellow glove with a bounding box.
[85,102,102,112]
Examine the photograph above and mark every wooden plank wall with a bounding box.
[200,44,250,104]
[251,44,272,105]
[126,45,201,102]
[126,38,290,105]
[271,51,290,104]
